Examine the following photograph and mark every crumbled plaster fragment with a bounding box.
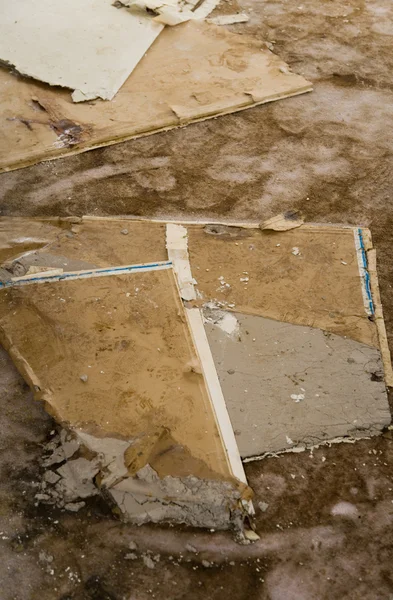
[207,13,249,25]
[143,555,156,569]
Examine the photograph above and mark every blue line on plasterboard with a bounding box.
[0,261,173,289]
[357,228,374,315]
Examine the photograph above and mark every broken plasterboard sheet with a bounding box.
[0,218,167,275]
[207,14,250,25]
[0,265,252,528]
[204,312,391,458]
[0,21,312,172]
[188,224,379,347]
[0,218,380,346]
[0,0,163,103]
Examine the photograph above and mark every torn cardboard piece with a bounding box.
[0,21,312,172]
[0,0,163,102]
[0,264,251,530]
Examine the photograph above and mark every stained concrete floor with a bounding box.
[1,0,393,598]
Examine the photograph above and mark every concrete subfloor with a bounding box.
[1,0,393,598]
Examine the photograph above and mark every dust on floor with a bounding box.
[1,0,393,598]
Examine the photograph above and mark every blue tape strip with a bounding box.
[357,228,374,315]
[0,261,173,289]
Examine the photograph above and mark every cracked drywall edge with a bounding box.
[361,229,393,387]
[166,224,249,490]
[121,0,222,25]
[166,224,196,301]
[72,430,132,488]
[108,463,249,531]
[243,433,376,463]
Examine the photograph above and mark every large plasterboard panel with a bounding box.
[0,268,237,481]
[0,0,163,102]
[0,21,312,172]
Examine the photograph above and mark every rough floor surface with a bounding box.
[1,0,393,598]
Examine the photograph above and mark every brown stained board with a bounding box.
[0,218,377,347]
[0,21,312,172]
[0,268,234,482]
[187,225,378,348]
[0,218,167,270]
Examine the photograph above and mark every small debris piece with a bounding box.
[143,555,156,569]
[125,553,138,560]
[43,470,61,485]
[258,501,269,512]
[331,501,359,519]
[128,540,138,550]
[291,393,305,402]
[207,13,250,25]
[260,209,304,232]
[244,529,260,541]
[185,543,198,553]
[80,374,88,383]
[64,501,86,512]
[202,560,212,568]
[291,247,301,256]
[121,229,129,235]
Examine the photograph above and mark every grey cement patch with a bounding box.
[204,312,390,457]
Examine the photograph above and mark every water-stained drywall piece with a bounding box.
[0,21,312,172]
[188,224,378,347]
[0,218,167,276]
[0,0,163,102]
[0,269,233,479]
[204,312,390,458]
[0,266,252,528]
[0,219,380,348]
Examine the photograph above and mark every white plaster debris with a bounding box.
[258,501,269,512]
[286,436,294,445]
[121,0,222,26]
[143,555,156,569]
[291,393,305,402]
[291,247,301,256]
[331,501,360,519]
[203,304,239,337]
[166,224,197,301]
[207,13,249,25]
[64,501,86,512]
[0,0,163,102]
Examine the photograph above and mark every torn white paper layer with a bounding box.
[120,0,222,26]
[0,0,163,102]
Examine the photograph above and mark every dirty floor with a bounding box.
[1,0,393,598]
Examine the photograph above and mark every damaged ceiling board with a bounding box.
[0,21,312,172]
[0,0,163,103]
[0,267,251,528]
[0,218,167,273]
[187,225,379,348]
[0,218,381,347]
[204,312,390,457]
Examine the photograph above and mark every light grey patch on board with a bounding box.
[205,313,390,457]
